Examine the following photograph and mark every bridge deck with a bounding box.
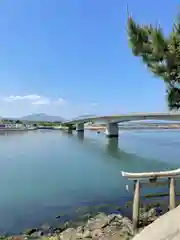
[62,112,180,124]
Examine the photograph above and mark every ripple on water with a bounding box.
[0,129,179,234]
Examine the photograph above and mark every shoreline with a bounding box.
[0,127,38,132]
[84,125,180,131]
[4,206,163,240]
[2,198,176,240]
[2,125,180,132]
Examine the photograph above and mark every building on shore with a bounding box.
[0,123,33,129]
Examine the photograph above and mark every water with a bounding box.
[0,129,180,234]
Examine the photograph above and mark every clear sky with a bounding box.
[0,0,179,119]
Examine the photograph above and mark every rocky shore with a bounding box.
[4,206,161,240]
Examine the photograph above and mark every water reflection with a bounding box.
[106,137,119,156]
[0,131,27,136]
[0,131,8,136]
[77,131,84,141]
[67,129,73,135]
[61,130,177,171]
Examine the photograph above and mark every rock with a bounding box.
[54,212,134,239]
[42,236,60,240]
[41,224,51,231]
[91,229,103,239]
[84,213,123,231]
[10,212,137,240]
[40,224,53,235]
[118,217,133,236]
[63,221,70,229]
[76,226,83,234]
[74,226,84,239]
[8,237,25,240]
[139,207,158,226]
[23,229,38,236]
[82,229,91,238]
[30,231,44,238]
[100,216,133,239]
[53,228,62,234]
[80,212,133,239]
[59,228,77,240]
[84,213,106,231]
[147,208,158,222]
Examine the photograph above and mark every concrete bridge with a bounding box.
[62,112,180,138]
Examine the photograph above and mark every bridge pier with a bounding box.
[76,123,84,132]
[77,131,84,141]
[106,137,119,154]
[67,125,73,134]
[105,122,119,138]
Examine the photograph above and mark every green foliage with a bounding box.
[2,119,14,123]
[15,120,23,124]
[127,13,180,109]
[38,121,61,126]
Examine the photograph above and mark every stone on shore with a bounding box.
[9,206,160,240]
[58,212,134,239]
[139,207,158,226]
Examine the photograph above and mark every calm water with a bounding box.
[0,129,180,234]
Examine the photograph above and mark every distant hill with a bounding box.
[21,113,66,122]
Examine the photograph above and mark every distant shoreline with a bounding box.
[85,125,180,131]
[0,127,37,132]
[1,125,180,132]
[85,125,106,130]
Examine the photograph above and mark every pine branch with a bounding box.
[127,13,180,110]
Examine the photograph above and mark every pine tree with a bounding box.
[127,13,180,110]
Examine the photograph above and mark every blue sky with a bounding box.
[0,0,179,118]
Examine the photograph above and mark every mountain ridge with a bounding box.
[21,113,66,122]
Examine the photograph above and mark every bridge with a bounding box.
[62,112,180,138]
